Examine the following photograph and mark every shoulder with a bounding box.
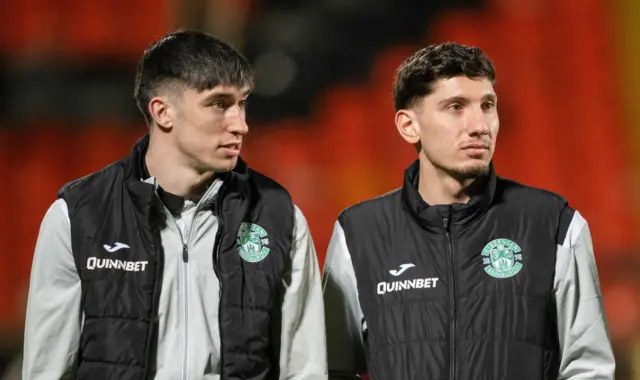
[247,168,292,198]
[496,177,577,244]
[559,209,588,247]
[291,204,312,244]
[41,198,71,228]
[337,188,402,226]
[57,159,128,198]
[57,159,129,219]
[497,176,569,208]
[496,177,566,202]
[293,205,308,229]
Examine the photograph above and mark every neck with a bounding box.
[417,158,485,206]
[145,133,214,199]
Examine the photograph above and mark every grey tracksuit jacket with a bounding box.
[23,177,328,380]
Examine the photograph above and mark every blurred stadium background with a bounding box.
[2,0,640,378]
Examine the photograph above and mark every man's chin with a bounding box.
[449,162,490,181]
[204,156,238,174]
[221,156,239,172]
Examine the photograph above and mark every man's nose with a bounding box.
[467,109,490,136]
[227,106,249,135]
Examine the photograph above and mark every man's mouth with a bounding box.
[220,142,242,155]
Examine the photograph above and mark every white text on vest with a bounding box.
[87,257,149,272]
[377,278,439,295]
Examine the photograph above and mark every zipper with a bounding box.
[181,243,189,380]
[164,206,198,380]
[181,211,200,380]
[146,179,221,380]
[443,208,456,380]
[182,244,189,380]
[174,183,223,380]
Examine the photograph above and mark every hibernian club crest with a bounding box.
[236,222,271,263]
[482,239,523,279]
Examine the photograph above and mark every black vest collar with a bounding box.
[123,134,250,216]
[401,159,496,230]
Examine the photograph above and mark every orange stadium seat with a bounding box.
[60,0,120,58]
[114,0,175,58]
[60,0,173,59]
[4,0,61,56]
[9,127,69,302]
[5,0,172,59]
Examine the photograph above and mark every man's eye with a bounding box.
[448,104,463,112]
[482,101,496,110]
[211,101,225,109]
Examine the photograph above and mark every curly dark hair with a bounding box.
[393,42,496,111]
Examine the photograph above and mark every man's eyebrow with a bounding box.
[202,89,251,102]
[482,93,497,102]
[437,93,497,106]
[437,95,470,106]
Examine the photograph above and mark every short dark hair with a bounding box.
[134,30,253,124]
[393,42,496,111]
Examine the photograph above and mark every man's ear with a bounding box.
[395,109,420,145]
[148,96,173,130]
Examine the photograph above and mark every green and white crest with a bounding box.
[236,222,271,263]
[482,239,523,279]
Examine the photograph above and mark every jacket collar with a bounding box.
[124,134,250,214]
[401,159,496,231]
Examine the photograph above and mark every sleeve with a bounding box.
[278,205,328,379]
[22,199,82,380]
[554,210,615,379]
[323,221,366,380]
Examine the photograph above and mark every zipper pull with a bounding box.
[182,244,189,263]
[443,206,453,232]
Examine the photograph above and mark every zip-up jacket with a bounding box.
[23,136,327,380]
[323,160,614,380]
